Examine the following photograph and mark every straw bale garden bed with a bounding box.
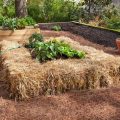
[0,0,120,119]
[0,22,120,100]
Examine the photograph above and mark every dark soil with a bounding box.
[39,22,120,47]
[0,30,120,120]
[41,30,120,56]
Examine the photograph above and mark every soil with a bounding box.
[39,22,120,48]
[0,30,120,120]
[41,30,119,56]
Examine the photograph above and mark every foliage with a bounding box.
[51,25,62,31]
[29,34,85,62]
[104,16,120,29]
[17,17,36,29]
[28,0,81,22]
[102,4,120,19]
[100,4,120,29]
[16,18,28,29]
[82,0,112,15]
[0,0,120,31]
[0,0,15,17]
[29,33,44,48]
[1,16,36,30]
[2,18,17,30]
[27,4,45,22]
[0,15,5,26]
[79,0,112,23]
[25,16,36,26]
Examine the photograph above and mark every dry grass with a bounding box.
[0,37,120,100]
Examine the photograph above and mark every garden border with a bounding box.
[39,22,120,48]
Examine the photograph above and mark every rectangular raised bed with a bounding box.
[0,28,40,43]
[39,22,120,48]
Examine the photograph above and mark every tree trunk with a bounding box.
[15,0,28,18]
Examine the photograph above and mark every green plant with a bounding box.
[29,33,44,48]
[17,17,36,29]
[17,18,28,29]
[104,16,120,29]
[0,15,4,26]
[27,0,81,22]
[2,18,17,30]
[52,25,62,31]
[25,16,36,26]
[29,36,85,62]
[102,4,120,19]
[1,17,36,30]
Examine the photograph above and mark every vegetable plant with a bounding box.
[2,18,17,30]
[51,25,62,31]
[1,16,36,30]
[29,33,85,62]
[29,33,44,48]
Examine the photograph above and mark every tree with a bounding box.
[15,0,28,18]
[83,0,112,15]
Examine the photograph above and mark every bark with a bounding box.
[15,0,28,18]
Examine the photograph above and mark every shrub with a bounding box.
[29,34,85,62]
[102,4,120,19]
[28,0,81,22]
[104,16,120,29]
[25,16,36,26]
[27,4,45,22]
[51,25,62,31]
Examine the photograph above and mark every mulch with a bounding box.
[0,30,120,120]
[0,88,120,120]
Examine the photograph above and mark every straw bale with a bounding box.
[0,37,120,100]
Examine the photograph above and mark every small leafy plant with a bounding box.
[0,16,5,26]
[1,16,36,30]
[51,25,62,31]
[29,33,44,48]
[17,18,28,29]
[29,33,85,62]
[2,18,17,30]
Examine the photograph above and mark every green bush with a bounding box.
[25,16,36,26]
[27,0,81,22]
[51,25,62,31]
[104,16,120,29]
[29,34,85,62]
[102,4,120,19]
[28,4,45,22]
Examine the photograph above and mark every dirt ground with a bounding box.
[0,30,120,120]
